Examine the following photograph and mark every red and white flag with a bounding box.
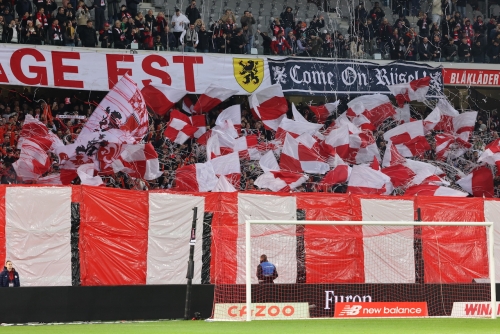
[275,117,323,142]
[381,159,445,189]
[346,94,396,128]
[210,152,241,187]
[404,184,468,197]
[383,120,430,157]
[393,104,411,123]
[331,112,361,135]
[94,142,124,174]
[279,133,330,174]
[259,150,280,173]
[291,103,308,123]
[346,131,381,164]
[164,110,198,144]
[456,166,494,197]
[213,175,237,192]
[388,76,431,107]
[424,99,459,133]
[77,163,103,186]
[215,105,241,130]
[175,162,218,192]
[182,96,195,114]
[320,164,352,187]
[453,111,477,135]
[234,135,261,160]
[191,114,207,138]
[382,141,406,167]
[255,171,308,192]
[80,74,148,143]
[206,134,222,160]
[111,143,162,180]
[141,84,187,116]
[19,115,63,152]
[321,125,350,160]
[36,174,63,185]
[308,101,340,123]
[13,139,51,181]
[478,139,500,174]
[435,132,471,160]
[347,165,393,195]
[192,84,238,113]
[249,84,288,130]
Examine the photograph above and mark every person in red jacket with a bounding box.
[270,31,291,55]
[36,7,48,30]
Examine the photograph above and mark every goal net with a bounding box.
[212,220,496,320]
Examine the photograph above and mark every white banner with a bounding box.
[451,302,499,317]
[213,303,310,320]
[0,45,271,93]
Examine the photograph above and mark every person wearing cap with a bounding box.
[171,8,190,48]
[99,22,113,48]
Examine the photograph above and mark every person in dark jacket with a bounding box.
[442,36,458,61]
[488,39,500,63]
[197,24,210,52]
[79,19,97,47]
[108,0,120,22]
[112,19,126,48]
[258,29,271,55]
[99,22,113,48]
[230,27,246,54]
[126,0,140,18]
[256,254,278,284]
[0,260,20,287]
[93,0,106,32]
[185,0,200,25]
[355,2,367,22]
[457,37,471,62]
[16,0,32,20]
[160,25,175,50]
[48,18,63,45]
[417,12,432,38]
[280,6,294,35]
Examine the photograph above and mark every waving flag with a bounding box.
[182,96,195,114]
[388,77,431,107]
[249,84,288,130]
[478,139,500,174]
[347,94,396,128]
[141,84,186,116]
[456,166,494,197]
[193,84,238,113]
[453,111,477,135]
[175,162,218,192]
[346,131,381,164]
[77,163,103,186]
[275,117,323,142]
[280,133,330,174]
[234,135,261,160]
[191,114,207,138]
[308,101,340,123]
[383,120,430,157]
[164,110,199,144]
[347,165,393,195]
[255,170,308,192]
[110,143,162,180]
[19,115,63,152]
[424,99,459,133]
[13,139,51,181]
[213,175,237,192]
[321,125,350,159]
[210,152,241,187]
[405,184,468,197]
[215,105,242,130]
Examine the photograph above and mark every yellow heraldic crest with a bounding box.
[233,58,264,93]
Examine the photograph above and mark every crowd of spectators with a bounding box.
[0,0,498,62]
[1,88,500,196]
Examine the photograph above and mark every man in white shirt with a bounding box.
[180,23,198,52]
[171,8,190,48]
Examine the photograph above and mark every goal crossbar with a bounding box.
[245,220,496,321]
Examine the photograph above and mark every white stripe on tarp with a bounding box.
[5,187,72,286]
[483,201,500,283]
[147,193,205,284]
[237,194,297,284]
[361,199,415,283]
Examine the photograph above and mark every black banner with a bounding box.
[268,58,444,97]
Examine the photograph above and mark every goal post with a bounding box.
[241,220,496,321]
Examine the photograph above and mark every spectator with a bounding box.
[120,4,131,20]
[63,20,77,46]
[256,254,278,284]
[2,8,13,26]
[55,7,67,26]
[431,0,443,26]
[92,0,106,32]
[432,34,443,61]
[473,15,486,35]
[16,0,32,20]
[355,2,367,23]
[221,9,236,23]
[144,9,154,32]
[185,0,200,25]
[378,18,393,55]
[308,35,323,56]
[457,36,471,62]
[171,8,190,48]
[108,0,120,22]
[23,20,42,44]
[112,19,126,48]
[241,23,251,53]
[35,7,48,31]
[153,35,163,51]
[126,0,140,18]
[48,18,63,45]
[79,19,97,47]
[392,36,407,59]
[350,36,366,58]
[417,12,432,38]
[489,24,500,44]
[153,12,167,37]
[75,1,90,38]
[197,25,210,53]
[0,260,20,287]
[309,15,325,34]
[442,36,458,61]
[486,17,497,39]
[230,27,246,54]
[271,17,283,36]
[5,19,20,43]
[258,29,271,55]
[487,39,500,63]
[418,36,433,61]
[141,26,153,50]
[180,23,198,52]
[394,14,410,34]
[322,32,334,57]
[280,7,294,35]
[456,0,466,19]
[241,11,256,54]
[471,35,485,63]
[99,22,112,48]
[369,2,385,27]
[160,25,176,51]
[363,17,376,55]
[134,12,145,31]
[335,33,348,58]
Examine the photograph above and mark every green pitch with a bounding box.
[2,319,500,334]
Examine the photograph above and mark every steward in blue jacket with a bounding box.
[256,254,278,284]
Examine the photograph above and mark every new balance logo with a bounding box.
[338,305,362,316]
